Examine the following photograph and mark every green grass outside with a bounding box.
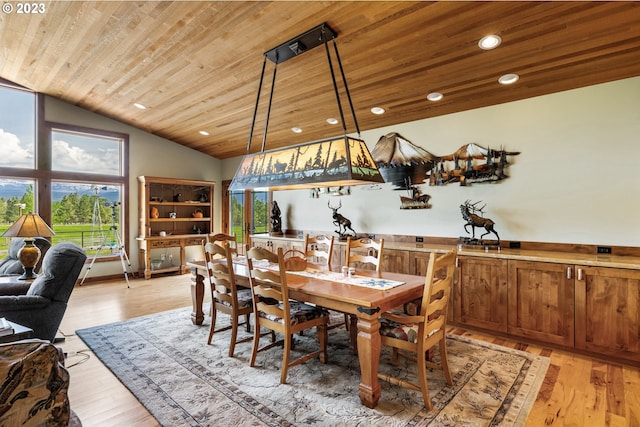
[0,224,113,253]
[231,225,268,245]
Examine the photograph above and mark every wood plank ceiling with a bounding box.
[1,1,639,159]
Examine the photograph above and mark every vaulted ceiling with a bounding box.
[1,1,639,159]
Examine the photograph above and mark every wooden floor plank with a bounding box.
[624,366,640,427]
[53,274,640,426]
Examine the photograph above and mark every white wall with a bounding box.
[45,97,221,275]
[225,77,640,246]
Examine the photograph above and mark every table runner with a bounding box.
[230,256,406,290]
[289,268,406,290]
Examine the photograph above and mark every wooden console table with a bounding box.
[137,235,207,279]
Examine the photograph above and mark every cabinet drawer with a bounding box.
[185,237,206,246]
[150,239,180,248]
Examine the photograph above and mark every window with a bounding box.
[46,124,128,258]
[52,129,123,175]
[51,182,123,255]
[0,80,129,259]
[227,186,269,252]
[0,82,35,169]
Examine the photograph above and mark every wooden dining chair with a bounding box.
[204,241,253,357]
[247,246,330,384]
[304,234,334,267]
[345,237,385,275]
[207,233,238,255]
[303,234,349,331]
[377,249,457,410]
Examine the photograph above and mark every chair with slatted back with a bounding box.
[377,249,457,410]
[207,233,238,255]
[303,234,349,331]
[205,233,239,316]
[345,237,385,275]
[247,246,330,384]
[204,241,253,357]
[304,234,334,267]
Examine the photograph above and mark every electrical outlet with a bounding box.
[509,241,521,249]
[415,236,424,243]
[597,246,612,254]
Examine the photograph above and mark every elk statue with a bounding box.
[328,200,356,239]
[460,200,500,243]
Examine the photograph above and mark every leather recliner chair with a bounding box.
[0,242,87,342]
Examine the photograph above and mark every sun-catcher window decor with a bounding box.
[229,23,384,191]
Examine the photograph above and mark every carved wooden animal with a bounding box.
[328,201,355,236]
[460,200,500,242]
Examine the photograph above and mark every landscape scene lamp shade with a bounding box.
[1,213,55,280]
[229,135,384,191]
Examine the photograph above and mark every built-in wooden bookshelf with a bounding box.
[137,176,214,279]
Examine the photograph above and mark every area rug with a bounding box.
[76,307,549,427]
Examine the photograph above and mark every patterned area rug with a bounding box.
[76,307,548,427]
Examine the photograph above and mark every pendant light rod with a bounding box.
[261,62,278,153]
[323,28,348,136]
[332,39,361,137]
[246,56,268,153]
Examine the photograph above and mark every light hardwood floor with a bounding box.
[58,275,640,427]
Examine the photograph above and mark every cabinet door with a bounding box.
[575,266,640,363]
[507,260,574,346]
[250,237,270,250]
[408,251,433,276]
[381,249,410,274]
[454,256,508,332]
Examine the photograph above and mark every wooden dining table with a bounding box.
[186,258,425,409]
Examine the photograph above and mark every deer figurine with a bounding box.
[460,200,500,243]
[328,200,356,238]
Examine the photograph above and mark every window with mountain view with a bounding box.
[0,80,129,258]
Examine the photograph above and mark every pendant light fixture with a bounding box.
[229,23,384,191]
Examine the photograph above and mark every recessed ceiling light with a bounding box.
[134,103,147,110]
[291,127,302,133]
[478,35,502,50]
[498,73,519,85]
[427,92,444,102]
[199,130,209,136]
[326,118,339,125]
[371,107,385,115]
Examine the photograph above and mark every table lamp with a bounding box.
[1,212,55,280]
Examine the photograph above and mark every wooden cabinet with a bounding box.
[452,256,508,333]
[250,235,304,256]
[242,236,640,364]
[575,266,640,364]
[137,176,214,279]
[381,249,409,273]
[408,250,433,276]
[507,260,575,347]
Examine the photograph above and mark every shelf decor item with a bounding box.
[151,207,159,219]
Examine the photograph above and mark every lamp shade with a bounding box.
[2,213,55,238]
[229,136,384,191]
